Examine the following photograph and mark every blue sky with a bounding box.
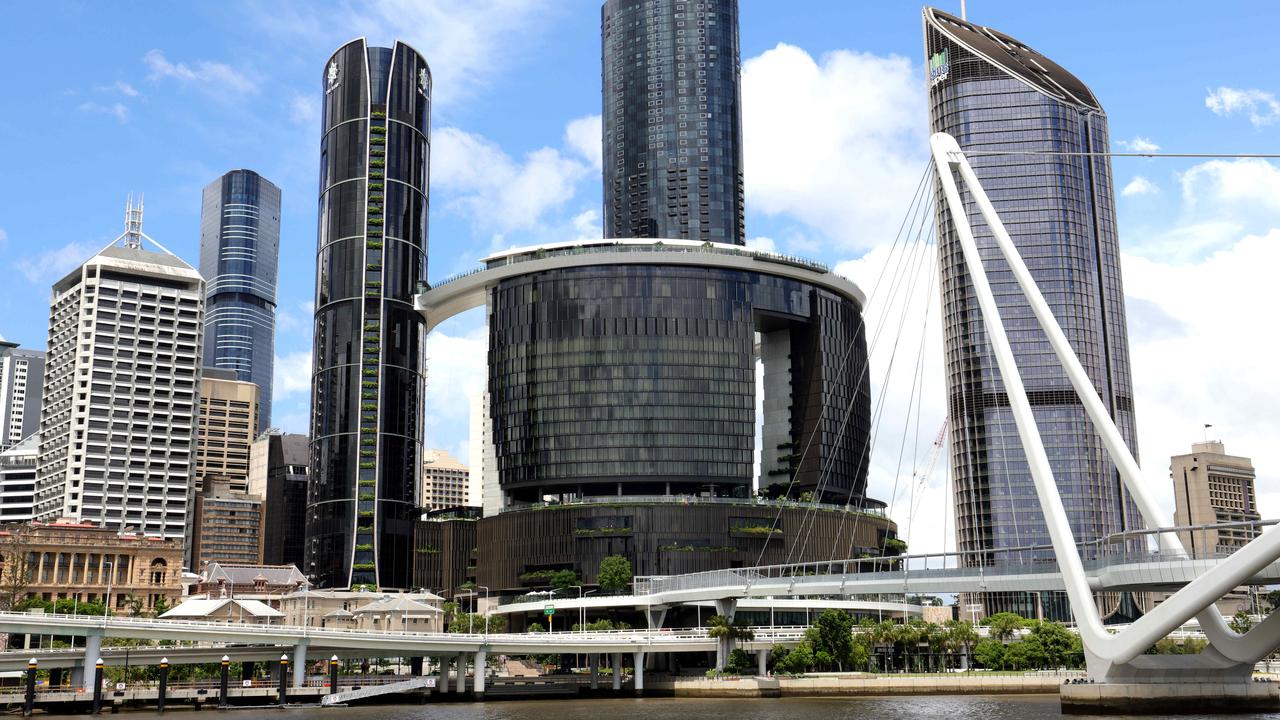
[2,1,1278,553]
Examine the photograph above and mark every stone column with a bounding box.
[757,649,768,676]
[454,654,466,694]
[73,632,102,688]
[473,650,487,697]
[632,651,644,694]
[610,653,622,691]
[292,641,308,687]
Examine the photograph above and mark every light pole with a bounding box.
[477,586,490,636]
[572,585,584,632]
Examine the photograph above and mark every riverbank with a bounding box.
[650,672,1073,698]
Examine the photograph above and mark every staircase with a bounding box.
[321,676,437,706]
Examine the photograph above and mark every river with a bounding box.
[63,696,1280,719]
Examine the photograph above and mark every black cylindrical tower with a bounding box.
[307,38,431,590]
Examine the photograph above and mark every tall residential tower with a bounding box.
[199,169,281,434]
[924,8,1142,620]
[307,39,431,590]
[0,343,44,450]
[602,0,745,243]
[35,201,204,539]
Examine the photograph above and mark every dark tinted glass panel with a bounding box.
[323,42,368,131]
[313,301,359,369]
[381,240,424,302]
[310,434,356,503]
[388,44,430,132]
[383,183,426,247]
[318,181,366,245]
[312,365,361,438]
[385,124,427,191]
[320,121,368,188]
[317,237,367,306]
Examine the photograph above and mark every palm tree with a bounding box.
[945,620,978,671]
[707,614,753,669]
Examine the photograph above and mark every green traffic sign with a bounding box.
[544,605,555,616]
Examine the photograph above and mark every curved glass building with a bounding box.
[602,0,745,243]
[924,8,1142,619]
[308,38,431,590]
[199,169,280,434]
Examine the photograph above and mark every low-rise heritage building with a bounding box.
[0,519,182,613]
[278,588,445,632]
[190,562,308,609]
[160,597,284,625]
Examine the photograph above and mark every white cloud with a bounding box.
[271,350,312,403]
[113,81,139,98]
[1116,136,1160,153]
[1205,87,1280,127]
[0,229,8,249]
[1123,230,1280,522]
[423,322,488,449]
[259,0,551,109]
[1179,158,1280,210]
[78,101,129,122]
[1121,176,1158,197]
[742,43,927,252]
[432,124,590,233]
[745,236,777,253]
[289,93,319,127]
[564,114,602,171]
[14,241,98,284]
[144,49,259,95]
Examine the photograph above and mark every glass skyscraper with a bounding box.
[602,0,745,243]
[924,8,1142,620]
[199,169,281,434]
[307,39,431,590]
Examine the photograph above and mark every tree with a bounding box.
[152,595,170,617]
[707,614,755,669]
[945,620,979,670]
[597,555,633,593]
[550,569,580,592]
[806,609,856,671]
[725,648,753,675]
[1026,621,1078,668]
[984,612,1026,642]
[1230,610,1254,634]
[0,524,33,611]
[973,638,1006,670]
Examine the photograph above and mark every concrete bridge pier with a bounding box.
[455,654,467,694]
[610,653,622,692]
[436,656,450,694]
[71,631,102,688]
[292,641,308,687]
[473,651,486,699]
[589,654,599,689]
[632,651,644,695]
[713,599,738,670]
[757,650,768,676]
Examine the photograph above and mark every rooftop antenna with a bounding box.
[101,193,181,257]
[960,0,967,20]
[122,193,145,249]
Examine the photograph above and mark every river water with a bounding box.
[68,696,1280,719]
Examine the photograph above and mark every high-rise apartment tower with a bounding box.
[0,343,44,450]
[199,169,281,435]
[307,39,431,590]
[602,0,745,243]
[35,201,204,539]
[924,8,1142,620]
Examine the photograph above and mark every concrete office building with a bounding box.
[925,7,1143,621]
[195,369,259,493]
[248,430,309,567]
[189,477,264,566]
[421,449,469,511]
[1172,441,1259,557]
[35,201,204,540]
[307,39,432,590]
[0,434,37,522]
[602,0,745,243]
[0,343,44,451]
[199,169,281,434]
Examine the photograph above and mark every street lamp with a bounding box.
[571,585,584,633]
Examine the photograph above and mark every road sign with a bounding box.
[544,605,555,616]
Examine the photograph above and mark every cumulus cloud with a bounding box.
[1179,158,1280,210]
[78,102,129,122]
[564,114,603,171]
[745,236,778,253]
[1121,176,1158,197]
[423,322,488,449]
[1205,87,1280,127]
[1123,231,1280,521]
[432,123,590,233]
[271,350,312,403]
[14,241,98,284]
[144,49,259,95]
[742,43,928,252]
[1116,136,1160,153]
[112,81,139,97]
[0,228,7,249]
[288,93,319,127]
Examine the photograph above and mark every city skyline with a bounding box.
[0,2,1278,560]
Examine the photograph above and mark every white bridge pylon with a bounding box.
[930,132,1280,680]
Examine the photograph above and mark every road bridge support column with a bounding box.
[455,654,466,694]
[713,599,738,670]
[437,656,450,693]
[757,650,767,677]
[73,632,102,689]
[611,653,622,691]
[589,654,599,689]
[632,651,644,695]
[473,651,486,698]
[292,641,308,687]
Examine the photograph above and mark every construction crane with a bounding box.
[909,417,949,523]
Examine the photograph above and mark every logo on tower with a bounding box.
[327,60,341,94]
[417,68,428,96]
[929,49,950,87]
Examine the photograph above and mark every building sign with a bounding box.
[543,605,556,616]
[929,48,950,87]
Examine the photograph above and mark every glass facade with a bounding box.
[199,169,281,434]
[924,9,1142,619]
[602,0,745,243]
[308,39,431,590]
[487,264,872,504]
